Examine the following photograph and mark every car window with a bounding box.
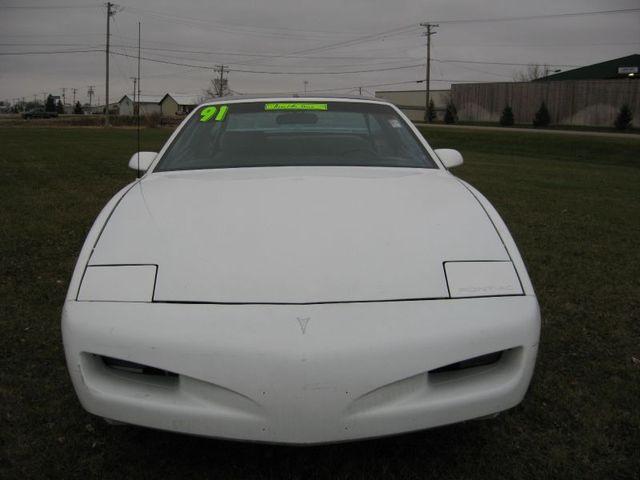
[154,101,437,172]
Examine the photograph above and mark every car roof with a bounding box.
[199,95,393,107]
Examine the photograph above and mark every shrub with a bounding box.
[532,101,551,128]
[614,104,633,130]
[500,105,514,126]
[45,95,56,112]
[444,100,457,124]
[143,112,162,128]
[426,98,436,123]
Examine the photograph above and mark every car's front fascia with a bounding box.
[61,97,540,444]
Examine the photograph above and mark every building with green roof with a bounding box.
[535,54,639,81]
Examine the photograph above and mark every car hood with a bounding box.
[90,167,510,303]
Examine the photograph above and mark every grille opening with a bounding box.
[429,351,504,375]
[100,355,177,377]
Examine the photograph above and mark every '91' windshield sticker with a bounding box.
[265,103,328,111]
[200,105,229,122]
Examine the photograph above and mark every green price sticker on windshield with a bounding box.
[265,103,328,111]
[200,105,229,122]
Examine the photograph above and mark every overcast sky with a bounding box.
[1,0,638,104]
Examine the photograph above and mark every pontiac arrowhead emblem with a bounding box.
[296,317,311,334]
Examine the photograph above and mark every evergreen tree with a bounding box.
[45,95,56,112]
[500,105,515,126]
[56,100,65,114]
[614,104,633,130]
[444,100,457,124]
[532,101,551,128]
[426,98,436,123]
[74,101,83,114]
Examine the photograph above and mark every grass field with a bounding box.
[1,126,639,479]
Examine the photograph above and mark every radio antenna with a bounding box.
[136,21,141,178]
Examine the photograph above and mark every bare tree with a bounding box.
[513,64,553,82]
[204,78,230,99]
[204,67,230,99]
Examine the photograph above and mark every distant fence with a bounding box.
[452,79,639,127]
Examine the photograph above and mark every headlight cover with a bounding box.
[444,261,523,298]
[77,265,157,302]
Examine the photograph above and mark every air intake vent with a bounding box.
[429,351,504,375]
[101,355,177,377]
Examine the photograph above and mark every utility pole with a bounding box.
[358,86,363,96]
[213,64,228,97]
[218,65,225,96]
[88,86,95,107]
[104,2,118,126]
[304,80,309,94]
[420,22,438,122]
[72,88,77,106]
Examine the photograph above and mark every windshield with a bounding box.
[154,101,437,172]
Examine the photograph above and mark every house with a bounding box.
[117,94,163,116]
[160,93,202,116]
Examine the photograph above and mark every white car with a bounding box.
[62,97,540,444]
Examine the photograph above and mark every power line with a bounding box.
[111,15,139,76]
[0,33,104,38]
[5,39,637,49]
[436,41,640,47]
[120,5,362,41]
[108,47,422,69]
[305,80,425,93]
[0,49,102,55]
[281,25,420,58]
[0,42,103,47]
[109,43,412,61]
[232,77,490,96]
[250,7,640,62]
[293,7,640,56]
[120,4,367,38]
[442,61,514,79]
[431,7,640,24]
[110,51,427,74]
[0,45,588,71]
[0,4,101,9]
[301,77,495,94]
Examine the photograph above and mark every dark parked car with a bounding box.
[22,109,58,119]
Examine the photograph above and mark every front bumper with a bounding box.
[62,296,540,444]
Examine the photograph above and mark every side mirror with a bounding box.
[434,148,464,169]
[128,152,157,173]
